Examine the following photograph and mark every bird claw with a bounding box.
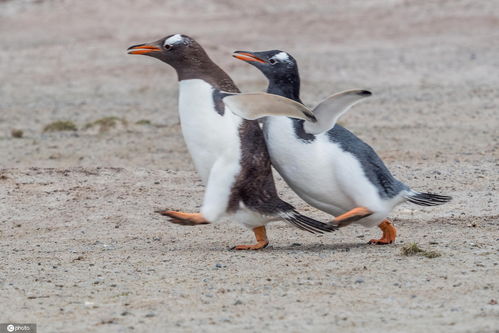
[368,238,393,245]
[230,241,269,250]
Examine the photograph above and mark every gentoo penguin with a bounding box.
[127,35,334,249]
[227,50,451,244]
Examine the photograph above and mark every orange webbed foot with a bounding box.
[231,241,269,251]
[231,226,269,250]
[368,220,396,245]
[331,207,373,228]
[156,210,210,226]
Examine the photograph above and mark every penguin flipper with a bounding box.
[222,92,317,122]
[303,89,372,135]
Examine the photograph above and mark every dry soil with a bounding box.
[0,1,498,332]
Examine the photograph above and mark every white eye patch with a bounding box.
[164,34,183,46]
[274,52,290,62]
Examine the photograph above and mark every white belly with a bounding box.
[264,117,386,223]
[177,79,274,226]
[178,79,241,183]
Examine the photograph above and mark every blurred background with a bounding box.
[1,0,498,171]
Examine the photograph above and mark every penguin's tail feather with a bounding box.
[405,191,452,206]
[278,209,337,234]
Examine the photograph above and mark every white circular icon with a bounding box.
[6,324,15,332]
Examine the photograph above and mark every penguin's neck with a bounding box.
[176,59,240,93]
[266,74,302,104]
[263,73,309,137]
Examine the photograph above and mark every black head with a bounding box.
[128,34,208,68]
[233,50,301,101]
[233,50,298,79]
[128,34,237,90]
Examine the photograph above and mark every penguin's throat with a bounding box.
[267,77,301,102]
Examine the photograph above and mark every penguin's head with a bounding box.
[232,50,298,80]
[128,34,209,70]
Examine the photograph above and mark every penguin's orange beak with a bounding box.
[232,51,266,64]
[127,43,161,55]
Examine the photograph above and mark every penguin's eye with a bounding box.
[164,44,172,50]
[269,58,277,65]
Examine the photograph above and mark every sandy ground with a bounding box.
[1,0,498,332]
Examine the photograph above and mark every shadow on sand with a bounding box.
[196,242,373,252]
[268,241,372,252]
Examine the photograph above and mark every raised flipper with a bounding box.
[223,92,317,122]
[303,89,372,135]
[222,90,371,135]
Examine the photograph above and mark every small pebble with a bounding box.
[11,129,23,138]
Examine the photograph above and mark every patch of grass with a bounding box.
[135,119,152,125]
[422,251,441,258]
[11,129,23,138]
[43,121,77,133]
[84,116,127,133]
[401,242,424,256]
[401,242,441,258]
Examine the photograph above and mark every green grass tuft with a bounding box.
[423,251,441,258]
[401,242,441,258]
[401,242,424,256]
[84,116,127,133]
[135,119,152,125]
[43,121,77,133]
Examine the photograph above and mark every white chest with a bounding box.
[264,117,338,198]
[177,79,242,183]
[264,117,378,214]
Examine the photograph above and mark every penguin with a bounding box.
[227,50,451,244]
[127,36,335,250]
